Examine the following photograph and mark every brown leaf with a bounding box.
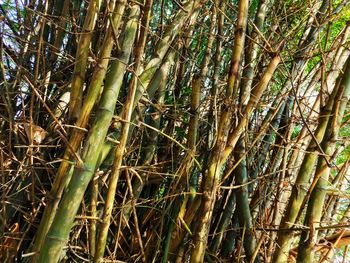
[23,123,48,144]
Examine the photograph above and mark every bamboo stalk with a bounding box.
[88,174,98,257]
[69,0,101,122]
[90,0,204,178]
[239,0,271,107]
[32,0,127,255]
[121,50,175,235]
[35,5,140,263]
[93,2,150,261]
[234,139,260,263]
[132,0,204,111]
[164,4,217,259]
[296,56,350,263]
[190,1,249,261]
[222,55,281,164]
[272,67,342,262]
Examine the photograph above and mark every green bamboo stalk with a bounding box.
[207,0,224,149]
[296,56,350,263]
[92,0,204,170]
[88,174,98,257]
[265,97,293,177]
[239,0,276,182]
[251,101,286,180]
[167,195,202,256]
[35,5,139,263]
[286,25,350,174]
[93,3,149,261]
[31,1,127,255]
[108,0,156,235]
[272,63,345,263]
[209,187,235,252]
[221,211,239,258]
[188,6,216,150]
[133,0,203,110]
[239,0,271,107]
[69,0,101,122]
[285,23,349,174]
[263,98,294,261]
[49,0,69,62]
[234,139,260,263]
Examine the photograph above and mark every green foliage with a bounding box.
[335,144,350,166]
[306,3,350,73]
[328,2,350,48]
[165,92,174,104]
[182,85,192,96]
[291,124,302,140]
[175,125,186,139]
[306,55,322,74]
[248,0,259,18]
[1,1,22,33]
[336,117,350,165]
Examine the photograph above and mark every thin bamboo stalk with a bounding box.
[223,54,281,164]
[164,4,217,260]
[88,174,99,256]
[121,50,176,235]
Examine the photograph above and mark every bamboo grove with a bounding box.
[1,0,350,262]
